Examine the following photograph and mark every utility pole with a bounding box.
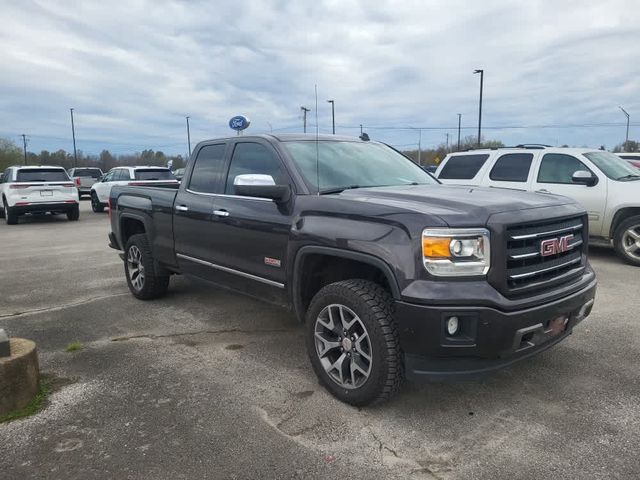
[21,134,28,165]
[457,113,462,150]
[300,106,310,133]
[185,116,192,157]
[327,100,335,134]
[474,69,484,147]
[360,124,363,135]
[70,107,78,166]
[619,106,630,150]
[418,129,422,165]
[446,133,449,152]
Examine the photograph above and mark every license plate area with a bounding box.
[513,314,569,352]
[546,315,569,336]
[40,190,53,196]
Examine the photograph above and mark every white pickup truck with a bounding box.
[436,146,640,266]
[68,167,103,198]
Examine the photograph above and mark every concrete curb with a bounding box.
[0,338,40,416]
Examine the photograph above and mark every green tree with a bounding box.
[0,138,23,171]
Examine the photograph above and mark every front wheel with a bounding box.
[614,215,640,266]
[91,192,104,213]
[305,279,403,406]
[124,234,170,300]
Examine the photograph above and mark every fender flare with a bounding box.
[291,245,401,322]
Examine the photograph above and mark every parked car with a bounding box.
[615,152,640,169]
[90,166,178,212]
[173,168,186,181]
[435,146,640,265]
[68,167,103,197]
[0,165,79,224]
[107,134,596,405]
[422,165,438,174]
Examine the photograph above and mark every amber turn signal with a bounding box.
[422,237,452,258]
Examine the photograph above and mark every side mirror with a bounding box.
[572,170,597,187]
[234,174,291,202]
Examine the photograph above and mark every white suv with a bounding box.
[90,166,177,212]
[0,165,80,224]
[435,146,640,266]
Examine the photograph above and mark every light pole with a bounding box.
[21,134,27,165]
[300,106,310,133]
[70,107,78,166]
[457,113,462,150]
[619,106,630,150]
[327,100,335,134]
[474,69,484,147]
[185,116,192,157]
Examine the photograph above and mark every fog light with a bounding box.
[446,316,459,336]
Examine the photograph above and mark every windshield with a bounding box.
[16,168,69,182]
[283,141,437,192]
[584,151,640,180]
[73,168,102,178]
[134,169,175,180]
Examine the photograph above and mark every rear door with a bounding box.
[13,168,75,204]
[481,152,536,190]
[174,142,228,275]
[532,153,607,235]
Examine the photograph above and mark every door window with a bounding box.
[489,153,533,182]
[225,143,288,194]
[188,144,227,193]
[438,154,489,180]
[538,154,590,184]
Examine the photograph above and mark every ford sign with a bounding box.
[229,115,250,131]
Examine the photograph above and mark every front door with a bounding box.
[532,153,607,236]
[207,141,294,292]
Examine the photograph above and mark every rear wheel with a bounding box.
[124,234,170,300]
[67,206,80,221]
[614,215,640,266]
[305,279,403,406]
[91,192,104,213]
[4,202,18,225]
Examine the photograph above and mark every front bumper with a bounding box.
[395,276,597,381]
[10,201,78,215]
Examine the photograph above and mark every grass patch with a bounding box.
[65,341,83,352]
[0,377,52,424]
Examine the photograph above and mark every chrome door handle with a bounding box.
[536,189,550,193]
[213,209,229,217]
[175,205,189,212]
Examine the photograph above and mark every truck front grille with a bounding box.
[505,216,586,294]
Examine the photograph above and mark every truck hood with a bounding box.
[337,184,580,227]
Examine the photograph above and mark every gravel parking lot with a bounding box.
[0,201,638,479]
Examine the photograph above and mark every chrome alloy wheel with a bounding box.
[127,245,145,291]
[622,224,640,261]
[314,304,372,389]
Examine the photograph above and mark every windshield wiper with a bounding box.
[319,185,364,195]
[616,174,640,181]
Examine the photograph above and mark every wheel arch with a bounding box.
[291,246,401,322]
[610,207,640,238]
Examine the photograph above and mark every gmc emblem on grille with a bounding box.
[540,234,574,257]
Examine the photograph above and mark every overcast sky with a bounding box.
[1,0,639,156]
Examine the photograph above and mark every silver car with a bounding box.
[68,167,103,198]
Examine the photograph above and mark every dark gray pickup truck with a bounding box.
[108,134,597,405]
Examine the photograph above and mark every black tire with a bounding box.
[67,206,80,221]
[3,202,18,225]
[124,234,170,300]
[0,199,4,219]
[613,215,640,267]
[305,279,403,406]
[91,192,104,213]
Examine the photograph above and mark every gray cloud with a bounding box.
[0,0,638,154]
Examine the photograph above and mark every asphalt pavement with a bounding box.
[0,201,638,479]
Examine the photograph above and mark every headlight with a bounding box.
[422,228,490,276]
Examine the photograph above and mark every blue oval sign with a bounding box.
[229,115,250,131]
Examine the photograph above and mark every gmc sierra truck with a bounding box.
[108,134,597,406]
